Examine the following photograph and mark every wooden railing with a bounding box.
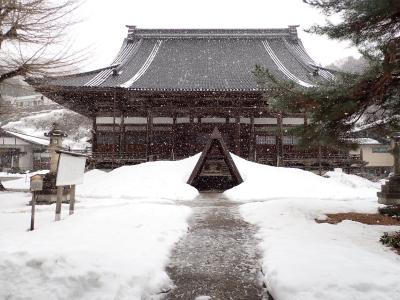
[91,152,147,164]
[282,153,361,161]
[90,151,363,168]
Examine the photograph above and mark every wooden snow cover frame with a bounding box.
[187,127,243,192]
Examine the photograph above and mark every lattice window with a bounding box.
[256,135,276,145]
[97,134,116,145]
[372,145,390,153]
[282,136,300,145]
[125,133,146,144]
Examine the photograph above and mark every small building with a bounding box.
[350,138,393,177]
[33,26,362,170]
[0,129,50,172]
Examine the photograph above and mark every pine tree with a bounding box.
[255,0,400,147]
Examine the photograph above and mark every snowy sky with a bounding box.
[71,0,360,71]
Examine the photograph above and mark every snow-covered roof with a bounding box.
[40,26,334,92]
[351,138,381,145]
[4,130,49,146]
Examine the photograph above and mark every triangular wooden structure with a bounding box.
[187,127,243,192]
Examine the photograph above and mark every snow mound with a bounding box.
[80,169,107,186]
[225,155,378,201]
[324,169,382,190]
[77,155,200,201]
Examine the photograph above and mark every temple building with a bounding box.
[33,26,362,170]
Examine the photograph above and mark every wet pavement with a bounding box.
[166,193,268,300]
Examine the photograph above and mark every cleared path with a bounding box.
[166,193,268,300]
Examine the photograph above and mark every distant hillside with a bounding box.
[326,56,369,74]
[0,76,34,98]
[2,109,92,149]
[0,76,59,124]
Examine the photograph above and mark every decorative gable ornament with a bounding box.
[187,127,243,192]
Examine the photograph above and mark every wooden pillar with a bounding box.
[119,111,125,154]
[249,114,255,161]
[92,113,97,153]
[189,112,195,155]
[146,109,153,160]
[172,114,177,160]
[69,185,76,215]
[235,115,241,156]
[118,97,125,155]
[55,186,63,221]
[112,91,117,168]
[318,144,322,175]
[276,114,283,166]
[30,192,36,231]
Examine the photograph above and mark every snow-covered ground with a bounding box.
[1,154,399,300]
[0,155,199,299]
[226,155,400,300]
[241,200,400,300]
[0,192,191,300]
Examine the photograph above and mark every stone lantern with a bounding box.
[44,123,68,174]
[35,123,69,204]
[378,132,400,205]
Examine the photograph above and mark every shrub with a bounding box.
[378,206,400,218]
[380,232,400,251]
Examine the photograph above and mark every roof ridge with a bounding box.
[126,26,299,40]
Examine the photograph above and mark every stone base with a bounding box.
[377,176,400,205]
[31,173,70,205]
[35,190,70,204]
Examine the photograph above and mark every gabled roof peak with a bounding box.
[126,26,298,40]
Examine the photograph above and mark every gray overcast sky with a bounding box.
[72,0,360,71]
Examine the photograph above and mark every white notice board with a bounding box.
[56,152,87,186]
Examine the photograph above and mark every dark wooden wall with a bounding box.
[51,89,360,169]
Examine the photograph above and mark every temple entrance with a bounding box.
[187,127,243,192]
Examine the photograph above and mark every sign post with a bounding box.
[54,150,87,221]
[55,186,63,221]
[30,175,44,230]
[69,185,76,215]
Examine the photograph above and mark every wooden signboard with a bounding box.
[56,151,87,186]
[187,127,243,192]
[55,150,87,221]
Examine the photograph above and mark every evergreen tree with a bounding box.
[255,0,400,147]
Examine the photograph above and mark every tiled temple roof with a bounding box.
[44,26,334,92]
